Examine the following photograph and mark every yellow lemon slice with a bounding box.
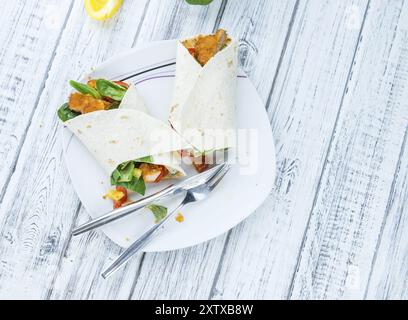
[84,0,123,21]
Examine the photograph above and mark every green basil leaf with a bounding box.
[69,80,101,99]
[57,103,80,122]
[96,79,127,101]
[185,0,214,5]
[146,204,168,223]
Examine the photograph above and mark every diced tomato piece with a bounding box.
[113,186,128,209]
[154,166,169,183]
[179,149,192,157]
[103,96,115,103]
[192,156,209,173]
[188,47,196,56]
[114,81,129,89]
[193,162,209,173]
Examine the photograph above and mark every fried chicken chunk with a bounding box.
[183,29,230,66]
[139,163,169,183]
[68,93,111,114]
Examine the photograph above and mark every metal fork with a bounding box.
[101,164,231,279]
[72,164,226,236]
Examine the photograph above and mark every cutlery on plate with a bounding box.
[101,164,231,279]
[72,163,227,236]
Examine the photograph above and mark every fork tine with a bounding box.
[207,164,231,191]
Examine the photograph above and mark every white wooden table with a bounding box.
[0,0,407,300]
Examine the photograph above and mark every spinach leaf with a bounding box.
[117,161,135,182]
[57,103,80,122]
[115,178,146,195]
[69,80,102,99]
[111,161,146,195]
[146,204,168,223]
[185,0,213,5]
[108,101,121,110]
[96,79,127,101]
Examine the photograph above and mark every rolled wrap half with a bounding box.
[64,85,188,188]
[169,34,238,154]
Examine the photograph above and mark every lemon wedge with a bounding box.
[84,0,123,21]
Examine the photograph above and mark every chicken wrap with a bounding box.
[58,79,186,208]
[169,29,238,171]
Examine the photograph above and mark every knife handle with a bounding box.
[72,184,177,236]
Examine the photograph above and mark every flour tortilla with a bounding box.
[169,36,238,153]
[65,85,187,176]
[118,84,149,113]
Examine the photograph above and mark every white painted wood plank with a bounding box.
[0,0,73,199]
[0,0,150,299]
[365,129,408,299]
[131,237,228,300]
[130,0,298,300]
[135,0,225,43]
[218,0,299,101]
[210,0,369,299]
[48,208,142,300]
[290,0,408,299]
[1,0,404,300]
[48,0,226,300]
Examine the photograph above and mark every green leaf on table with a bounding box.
[69,80,102,99]
[96,79,127,101]
[57,103,80,122]
[185,0,214,5]
[146,204,168,223]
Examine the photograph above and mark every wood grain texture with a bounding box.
[0,0,150,299]
[290,0,408,299]
[135,0,225,43]
[210,0,370,299]
[365,128,408,299]
[0,0,73,201]
[129,0,299,300]
[48,208,142,300]
[0,0,407,300]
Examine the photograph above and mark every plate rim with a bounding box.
[62,40,276,252]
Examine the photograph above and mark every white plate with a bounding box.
[62,40,276,252]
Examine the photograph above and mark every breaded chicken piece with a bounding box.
[183,29,230,66]
[139,163,169,183]
[68,93,111,114]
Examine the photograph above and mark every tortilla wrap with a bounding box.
[65,85,187,176]
[169,36,238,153]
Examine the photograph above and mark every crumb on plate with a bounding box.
[175,213,184,223]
